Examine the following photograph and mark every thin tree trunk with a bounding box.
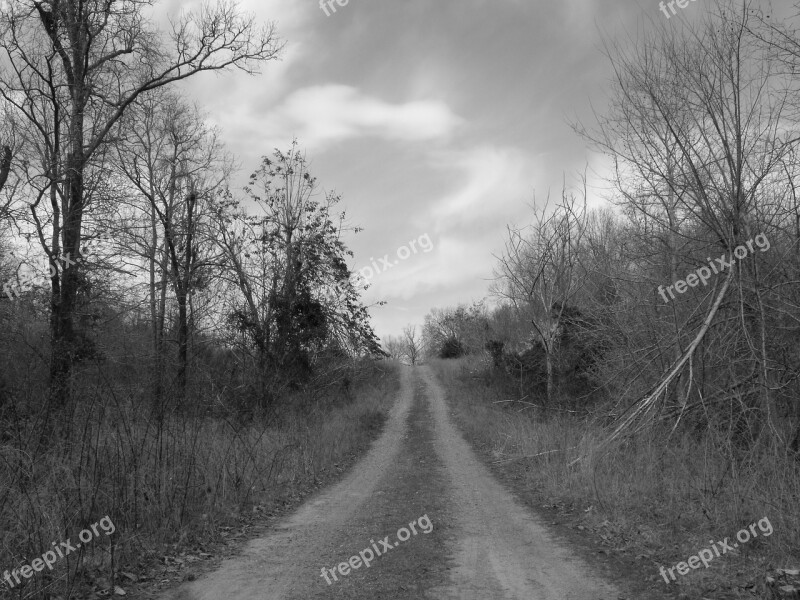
[545,342,555,406]
[0,146,11,192]
[149,193,165,404]
[176,288,188,393]
[49,150,84,405]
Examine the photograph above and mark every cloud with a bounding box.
[261,85,463,150]
[355,233,492,303]
[430,145,532,226]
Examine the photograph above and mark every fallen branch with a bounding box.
[493,446,577,464]
[602,267,734,447]
[492,398,584,413]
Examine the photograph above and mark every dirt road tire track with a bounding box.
[161,366,624,600]
[162,367,415,600]
[420,366,622,600]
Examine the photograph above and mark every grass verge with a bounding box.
[0,358,399,599]
[429,356,800,600]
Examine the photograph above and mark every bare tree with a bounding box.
[382,334,406,361]
[422,302,488,358]
[114,91,231,399]
[402,324,420,366]
[0,0,282,403]
[575,0,796,445]
[214,144,381,400]
[494,183,587,405]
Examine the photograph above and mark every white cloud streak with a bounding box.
[261,85,463,150]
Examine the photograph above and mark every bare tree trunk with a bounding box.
[0,146,10,192]
[176,287,188,393]
[545,343,555,405]
[665,163,688,407]
[149,181,166,404]
[49,141,85,404]
[157,237,169,393]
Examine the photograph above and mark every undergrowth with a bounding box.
[430,356,800,599]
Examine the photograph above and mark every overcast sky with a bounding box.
[166,0,769,341]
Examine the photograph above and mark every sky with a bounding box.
[163,0,768,341]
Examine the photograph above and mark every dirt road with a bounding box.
[162,366,623,599]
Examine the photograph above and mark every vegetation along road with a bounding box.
[161,366,626,600]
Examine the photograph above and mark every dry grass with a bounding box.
[430,356,800,598]
[0,358,399,599]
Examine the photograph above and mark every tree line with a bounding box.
[0,3,391,596]
[416,1,800,457]
[0,1,386,421]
